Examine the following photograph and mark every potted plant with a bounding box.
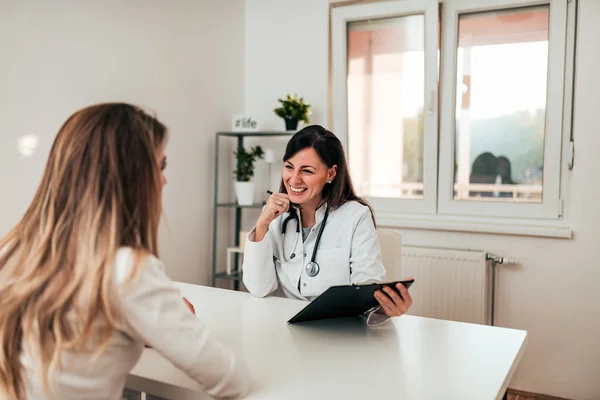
[274,94,311,131]
[233,145,265,205]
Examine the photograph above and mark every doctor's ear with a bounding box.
[328,166,337,183]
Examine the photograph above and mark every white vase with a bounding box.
[234,181,254,206]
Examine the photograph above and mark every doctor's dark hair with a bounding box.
[279,125,376,226]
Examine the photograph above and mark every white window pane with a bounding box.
[347,15,425,199]
[453,6,549,203]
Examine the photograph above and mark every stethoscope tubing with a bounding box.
[279,207,330,277]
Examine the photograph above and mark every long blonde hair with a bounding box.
[0,103,167,399]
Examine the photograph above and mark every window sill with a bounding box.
[376,212,572,239]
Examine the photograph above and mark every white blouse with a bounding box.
[21,247,250,400]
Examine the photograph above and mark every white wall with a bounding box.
[0,0,246,284]
[244,0,329,131]
[244,1,600,399]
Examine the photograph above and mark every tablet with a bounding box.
[287,279,414,323]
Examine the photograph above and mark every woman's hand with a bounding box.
[183,297,195,315]
[258,192,290,227]
[254,192,290,241]
[374,280,413,317]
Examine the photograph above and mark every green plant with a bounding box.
[233,146,265,182]
[274,94,311,123]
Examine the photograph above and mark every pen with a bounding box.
[266,190,303,209]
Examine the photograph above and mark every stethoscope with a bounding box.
[280,206,330,277]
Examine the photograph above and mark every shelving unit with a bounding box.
[211,131,294,290]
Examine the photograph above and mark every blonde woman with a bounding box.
[0,104,250,399]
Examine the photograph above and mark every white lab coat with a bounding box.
[242,201,387,301]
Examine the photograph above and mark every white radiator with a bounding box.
[401,246,492,325]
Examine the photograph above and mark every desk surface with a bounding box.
[129,283,527,400]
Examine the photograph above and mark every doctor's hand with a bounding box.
[374,280,413,318]
[257,192,290,228]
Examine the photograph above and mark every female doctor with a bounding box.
[242,125,412,324]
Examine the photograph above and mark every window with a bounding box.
[332,0,439,215]
[332,0,575,233]
[347,15,426,200]
[453,7,549,204]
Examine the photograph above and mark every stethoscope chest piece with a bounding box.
[305,261,320,277]
[281,205,330,279]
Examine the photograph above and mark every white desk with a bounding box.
[127,283,527,400]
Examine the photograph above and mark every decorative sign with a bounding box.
[232,115,259,132]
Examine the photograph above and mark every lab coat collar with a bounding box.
[282,202,328,228]
[315,202,329,225]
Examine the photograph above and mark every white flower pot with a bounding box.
[234,181,255,206]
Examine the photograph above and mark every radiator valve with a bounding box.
[487,254,518,266]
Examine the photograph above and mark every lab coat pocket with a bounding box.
[310,248,350,295]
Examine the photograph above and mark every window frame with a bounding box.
[437,0,569,220]
[331,0,440,215]
[330,0,576,237]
